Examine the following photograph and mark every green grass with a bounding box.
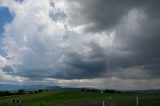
[0,91,160,106]
[0,91,106,106]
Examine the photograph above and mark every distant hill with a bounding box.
[0,84,48,90]
[0,84,80,91]
[46,86,80,91]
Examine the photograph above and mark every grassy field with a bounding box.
[0,91,160,106]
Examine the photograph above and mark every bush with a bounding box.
[38,89,43,93]
[18,89,25,94]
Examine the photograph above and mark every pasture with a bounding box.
[0,91,160,106]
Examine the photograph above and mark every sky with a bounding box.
[0,0,160,90]
[0,6,13,56]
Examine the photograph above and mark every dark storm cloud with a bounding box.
[66,0,160,32]
[113,9,160,79]
[9,42,107,80]
[65,0,160,79]
[64,43,107,79]
[2,65,14,73]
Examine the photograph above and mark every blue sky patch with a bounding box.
[0,7,13,36]
[0,7,13,56]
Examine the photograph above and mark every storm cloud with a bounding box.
[65,0,160,79]
[0,0,160,89]
[66,0,160,32]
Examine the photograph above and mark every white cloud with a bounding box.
[0,56,8,67]
[0,70,27,84]
[2,0,65,73]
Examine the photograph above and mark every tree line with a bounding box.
[81,88,122,94]
[0,89,47,97]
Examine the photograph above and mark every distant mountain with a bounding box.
[0,84,79,91]
[0,84,48,91]
[0,84,20,90]
[46,86,62,90]
[46,86,80,91]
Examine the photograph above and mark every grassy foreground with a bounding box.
[0,91,160,106]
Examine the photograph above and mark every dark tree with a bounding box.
[18,89,25,94]
[38,89,43,93]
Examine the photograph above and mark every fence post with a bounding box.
[109,96,112,100]
[103,101,105,106]
[136,96,139,106]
